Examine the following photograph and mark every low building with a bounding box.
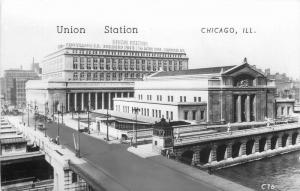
[275,98,295,118]
[114,58,276,124]
[0,118,27,155]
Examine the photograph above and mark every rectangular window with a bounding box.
[170,111,173,120]
[200,110,205,120]
[198,97,201,102]
[106,73,111,80]
[184,96,186,102]
[184,111,188,120]
[72,173,78,183]
[192,111,196,120]
[159,110,161,118]
[166,111,169,119]
[73,63,78,69]
[87,73,91,80]
[100,73,104,80]
[180,96,182,102]
[194,97,197,102]
[4,145,12,152]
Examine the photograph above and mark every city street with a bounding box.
[22,113,221,191]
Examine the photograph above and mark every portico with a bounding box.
[234,94,256,122]
[67,91,133,112]
[26,80,134,115]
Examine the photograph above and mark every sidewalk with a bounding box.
[127,143,159,158]
[149,155,254,191]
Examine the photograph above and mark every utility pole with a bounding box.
[133,108,140,147]
[34,104,38,131]
[44,103,48,137]
[57,103,60,145]
[106,108,111,141]
[61,103,64,124]
[27,104,30,127]
[76,113,81,158]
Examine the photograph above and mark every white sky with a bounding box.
[1,0,300,79]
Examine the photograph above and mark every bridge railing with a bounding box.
[174,122,300,145]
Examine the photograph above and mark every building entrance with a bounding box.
[234,94,256,122]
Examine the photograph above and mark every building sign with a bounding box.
[64,40,185,53]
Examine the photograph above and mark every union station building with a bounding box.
[25,41,189,114]
[114,58,276,124]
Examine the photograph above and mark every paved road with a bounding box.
[22,114,220,191]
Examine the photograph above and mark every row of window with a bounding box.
[72,49,185,58]
[137,94,202,103]
[73,59,184,71]
[73,72,149,81]
[115,105,174,120]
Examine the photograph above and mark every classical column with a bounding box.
[67,93,70,112]
[239,140,246,156]
[254,137,260,153]
[108,92,111,110]
[95,92,98,110]
[208,145,217,163]
[121,92,124,98]
[246,95,251,122]
[287,133,293,146]
[191,151,200,166]
[81,93,84,111]
[236,95,242,122]
[74,93,77,111]
[225,142,232,159]
[276,133,283,148]
[88,92,91,109]
[265,136,271,151]
[101,92,105,109]
[285,106,288,116]
[253,95,256,121]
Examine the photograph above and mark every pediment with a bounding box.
[223,63,265,78]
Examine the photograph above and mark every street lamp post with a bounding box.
[34,104,38,131]
[133,108,140,147]
[27,104,30,127]
[57,104,60,145]
[105,109,111,141]
[44,103,48,137]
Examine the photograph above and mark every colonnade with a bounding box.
[235,94,256,122]
[66,91,133,112]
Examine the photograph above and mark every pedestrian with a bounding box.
[166,150,170,159]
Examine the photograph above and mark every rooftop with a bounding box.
[151,65,235,77]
